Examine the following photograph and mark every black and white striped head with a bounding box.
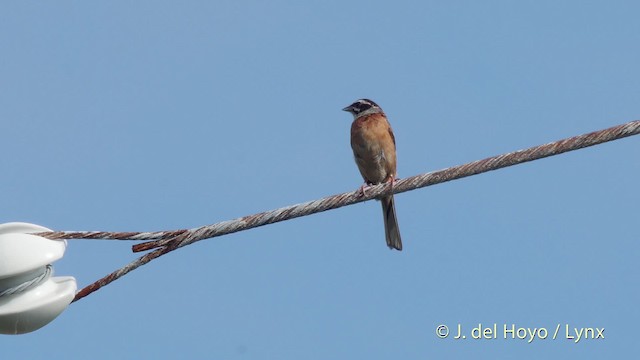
[342,99,383,119]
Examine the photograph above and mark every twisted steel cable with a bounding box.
[34,120,639,302]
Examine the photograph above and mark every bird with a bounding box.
[342,99,402,251]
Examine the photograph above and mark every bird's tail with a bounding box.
[381,195,402,251]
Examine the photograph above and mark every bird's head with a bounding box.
[342,99,383,119]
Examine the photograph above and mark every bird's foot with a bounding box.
[358,183,372,197]
[386,175,397,194]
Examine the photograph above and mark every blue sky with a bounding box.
[1,1,638,358]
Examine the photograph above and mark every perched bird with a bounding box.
[343,99,402,251]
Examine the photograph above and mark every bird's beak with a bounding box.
[342,105,352,112]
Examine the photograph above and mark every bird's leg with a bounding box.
[386,175,397,195]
